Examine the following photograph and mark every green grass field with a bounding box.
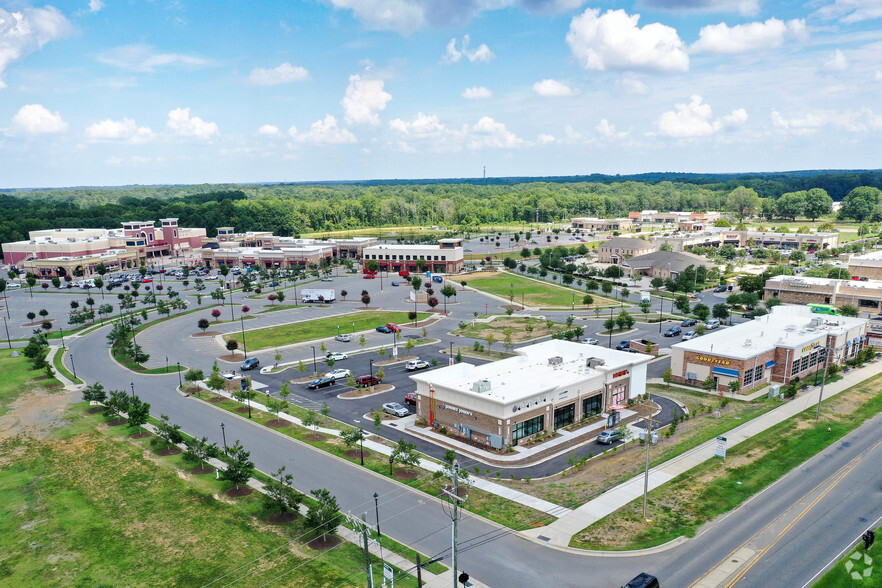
[813,531,879,587]
[461,271,617,308]
[0,352,61,417]
[228,310,430,350]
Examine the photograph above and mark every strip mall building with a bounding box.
[670,306,868,393]
[408,340,650,449]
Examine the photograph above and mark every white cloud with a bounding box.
[0,6,72,83]
[656,95,747,138]
[617,76,649,95]
[443,35,495,64]
[98,44,210,72]
[639,0,759,17]
[11,104,68,135]
[596,118,629,139]
[89,0,104,12]
[388,113,446,138]
[814,0,882,24]
[819,49,849,73]
[469,116,523,149]
[520,0,586,13]
[771,108,882,134]
[462,86,493,99]
[537,133,557,144]
[248,62,309,86]
[691,18,807,54]
[166,107,219,140]
[288,115,357,144]
[257,124,282,137]
[566,8,689,72]
[533,79,576,97]
[341,74,392,126]
[564,125,584,141]
[328,0,426,36]
[85,118,155,143]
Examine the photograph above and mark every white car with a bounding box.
[581,338,600,345]
[326,352,348,361]
[326,368,351,381]
[334,334,352,343]
[405,359,430,371]
[383,402,409,417]
[682,331,698,341]
[6,283,21,289]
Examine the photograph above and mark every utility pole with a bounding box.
[352,513,375,588]
[815,346,832,421]
[441,461,467,588]
[642,391,659,521]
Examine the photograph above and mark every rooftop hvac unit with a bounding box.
[586,357,606,368]
[548,356,563,366]
[471,380,491,394]
[785,325,797,332]
[809,317,824,327]
[744,339,752,347]
[769,384,781,398]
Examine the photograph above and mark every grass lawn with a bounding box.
[570,373,882,550]
[229,310,430,350]
[51,348,82,384]
[0,352,62,417]
[813,530,879,587]
[454,316,572,343]
[461,271,617,308]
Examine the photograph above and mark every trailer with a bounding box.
[301,288,335,303]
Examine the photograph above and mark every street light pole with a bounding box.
[658,293,664,334]
[220,422,227,454]
[59,326,65,349]
[374,492,382,537]
[642,387,654,520]
[310,346,317,376]
[608,306,613,349]
[369,359,374,379]
[358,426,365,466]
[130,381,135,398]
[177,362,183,387]
[3,314,11,349]
[815,347,833,421]
[70,353,76,378]
[240,315,247,359]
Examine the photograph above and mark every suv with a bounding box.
[355,374,382,388]
[597,429,622,445]
[664,327,681,337]
[406,359,430,371]
[622,573,660,588]
[383,402,409,417]
[240,357,260,370]
[681,318,697,327]
[705,319,721,330]
[404,392,417,405]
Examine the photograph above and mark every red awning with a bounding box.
[608,404,627,411]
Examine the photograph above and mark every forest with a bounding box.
[1,170,880,256]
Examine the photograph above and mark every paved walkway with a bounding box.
[521,360,880,547]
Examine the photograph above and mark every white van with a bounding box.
[705,319,720,330]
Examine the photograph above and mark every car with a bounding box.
[681,318,697,327]
[307,376,335,389]
[326,368,351,381]
[398,270,410,277]
[240,357,260,370]
[355,374,382,387]
[664,327,682,337]
[363,273,376,279]
[6,283,20,289]
[597,429,622,444]
[432,276,443,283]
[615,341,630,351]
[321,277,333,282]
[621,572,660,588]
[705,319,721,329]
[383,402,410,417]
[406,359,430,371]
[334,333,351,343]
[326,352,348,361]
[404,392,417,405]
[742,312,754,320]
[141,278,152,283]
[714,285,727,292]
[375,325,392,333]
[391,281,400,287]
[745,304,755,311]
[581,338,600,345]
[386,323,402,332]
[681,331,697,340]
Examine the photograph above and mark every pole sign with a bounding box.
[715,436,727,459]
[383,563,394,587]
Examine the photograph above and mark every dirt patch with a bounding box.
[393,469,419,481]
[155,447,182,456]
[267,511,298,524]
[0,388,77,441]
[226,486,254,498]
[191,466,214,475]
[192,331,222,337]
[303,433,326,442]
[234,407,249,414]
[22,319,53,327]
[265,419,289,428]
[442,484,468,498]
[338,384,394,398]
[307,536,342,550]
[290,376,314,383]
[208,396,226,403]
[86,406,104,414]
[130,432,152,439]
[218,354,242,362]
[107,418,128,427]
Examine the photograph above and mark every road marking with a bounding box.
[688,439,882,588]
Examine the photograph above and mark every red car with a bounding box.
[386,323,402,332]
[398,270,410,277]
[405,392,417,405]
[363,273,376,279]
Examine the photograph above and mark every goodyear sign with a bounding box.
[695,355,731,366]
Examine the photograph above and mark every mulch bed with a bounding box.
[208,396,226,403]
[303,433,326,442]
[86,407,104,414]
[338,383,394,398]
[226,487,254,497]
[502,304,524,311]
[218,354,241,362]
[192,331,222,337]
[22,320,52,327]
[393,469,419,481]
[443,484,468,498]
[344,449,371,460]
[191,467,214,475]
[267,511,298,524]
[107,419,128,427]
[307,536,342,550]
[130,432,152,439]
[234,407,249,414]
[291,376,315,383]
[265,419,289,428]
[155,447,182,456]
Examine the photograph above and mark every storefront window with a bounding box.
[582,394,602,417]
[553,404,575,430]
[512,415,544,445]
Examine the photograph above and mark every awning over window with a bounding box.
[713,367,740,378]
[765,360,776,368]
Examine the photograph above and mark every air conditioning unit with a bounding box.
[769,384,781,398]
[548,356,563,366]
[471,380,491,393]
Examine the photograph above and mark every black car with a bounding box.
[615,341,630,351]
[664,327,681,337]
[743,312,754,319]
[714,285,728,292]
[622,572,660,588]
[681,318,697,327]
[375,325,392,333]
[307,376,335,389]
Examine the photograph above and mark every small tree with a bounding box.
[340,427,365,452]
[197,318,211,332]
[391,438,421,474]
[126,396,151,436]
[184,368,204,393]
[183,436,219,470]
[211,308,222,322]
[662,369,673,387]
[305,488,341,543]
[361,293,371,307]
[838,304,859,317]
[222,441,255,491]
[82,382,107,405]
[155,414,183,450]
[263,466,303,516]
[226,339,239,355]
[702,376,716,392]
[728,380,741,395]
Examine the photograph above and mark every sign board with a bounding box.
[392,346,398,358]
[383,563,394,587]
[715,436,727,459]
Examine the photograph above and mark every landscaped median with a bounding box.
[457,271,619,308]
[569,372,882,550]
[226,310,430,351]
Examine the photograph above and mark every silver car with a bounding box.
[382,402,409,417]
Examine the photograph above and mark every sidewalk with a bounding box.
[521,361,880,547]
[46,345,84,392]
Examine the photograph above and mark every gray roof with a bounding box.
[621,250,714,273]
[599,237,654,250]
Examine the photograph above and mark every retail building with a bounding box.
[408,340,651,449]
[653,229,838,252]
[670,306,868,393]
[621,250,715,281]
[848,251,882,281]
[764,275,882,313]
[597,237,656,264]
[570,217,633,232]
[362,238,464,274]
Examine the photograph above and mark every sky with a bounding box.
[0,0,880,188]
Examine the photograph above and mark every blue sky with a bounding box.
[0,0,879,187]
